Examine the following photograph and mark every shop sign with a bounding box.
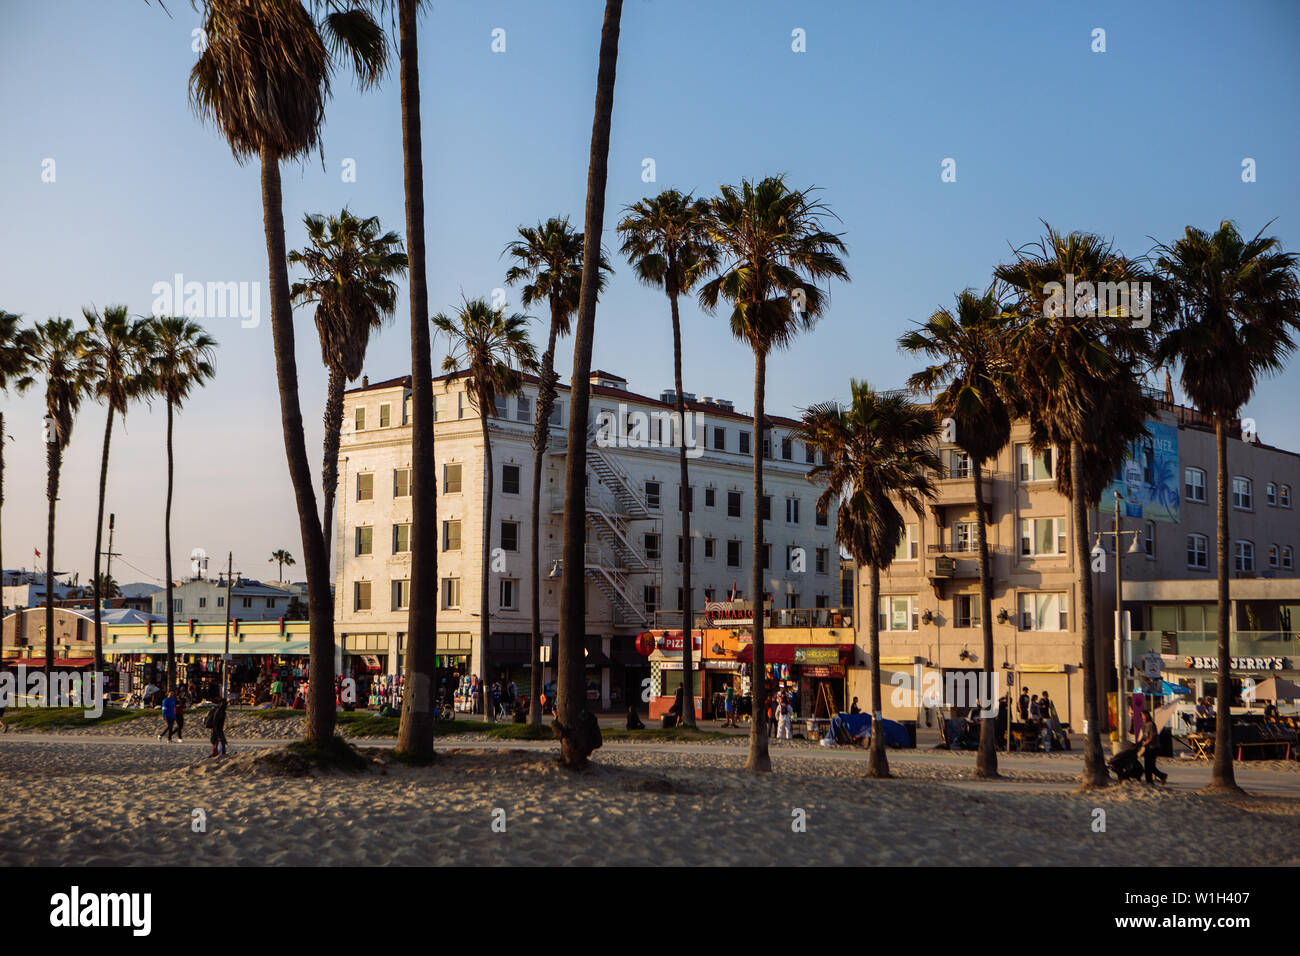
[802,665,845,678]
[1183,655,1290,671]
[790,647,842,660]
[704,600,765,626]
[1142,651,1162,678]
[649,631,702,653]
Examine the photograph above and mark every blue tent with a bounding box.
[827,712,909,747]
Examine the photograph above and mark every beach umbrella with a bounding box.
[1159,680,1192,696]
[1248,676,1300,702]
[1153,700,1197,733]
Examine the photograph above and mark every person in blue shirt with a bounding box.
[157,689,177,742]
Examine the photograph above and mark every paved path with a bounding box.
[5,732,1299,798]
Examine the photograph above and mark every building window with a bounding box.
[499,578,518,610]
[549,401,564,427]
[198,597,207,608]
[392,579,410,611]
[677,536,691,564]
[727,540,742,568]
[442,578,461,609]
[704,537,716,560]
[951,450,971,479]
[893,524,919,561]
[379,403,391,428]
[516,395,531,423]
[173,599,183,613]
[644,533,661,562]
[645,481,661,510]
[216,596,224,608]
[815,505,829,527]
[1187,533,1209,569]
[815,593,829,608]
[392,523,411,554]
[713,427,726,451]
[784,497,799,524]
[954,521,977,553]
[643,586,659,616]
[1283,546,1294,570]
[785,593,799,609]
[403,395,412,425]
[1267,482,1277,507]
[1232,476,1253,511]
[1143,520,1156,558]
[356,473,374,502]
[781,437,793,460]
[502,464,521,495]
[1018,592,1068,631]
[354,406,365,431]
[878,595,918,632]
[1268,543,1279,568]
[501,521,519,552]
[1234,540,1255,573]
[739,431,751,455]
[355,526,373,556]
[1281,485,1293,508]
[1185,467,1206,503]
[815,548,829,574]
[727,490,742,518]
[785,545,801,571]
[954,594,981,628]
[761,495,772,521]
[1016,444,1054,482]
[241,597,252,609]
[680,486,694,513]
[394,468,411,498]
[704,487,716,509]
[1020,517,1067,556]
[443,463,462,494]
[493,394,508,419]
[353,581,371,611]
[761,544,771,570]
[442,520,461,551]
[704,588,716,603]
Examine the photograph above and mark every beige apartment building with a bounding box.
[860,394,1300,728]
[335,368,838,709]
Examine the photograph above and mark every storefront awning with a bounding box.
[3,657,93,668]
[104,640,310,656]
[735,644,854,665]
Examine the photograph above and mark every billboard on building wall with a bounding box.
[1103,421,1180,523]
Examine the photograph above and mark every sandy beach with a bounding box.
[2,733,1298,867]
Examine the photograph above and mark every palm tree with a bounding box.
[995,226,1155,790]
[289,208,407,557]
[23,318,93,690]
[0,311,35,609]
[795,382,941,777]
[698,175,849,772]
[269,549,297,583]
[504,216,612,729]
[149,317,217,692]
[899,288,1013,778]
[189,0,386,745]
[83,305,154,676]
[433,299,537,724]
[1153,220,1300,794]
[87,573,120,600]
[617,190,716,727]
[556,0,623,771]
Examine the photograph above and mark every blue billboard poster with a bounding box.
[1104,421,1180,522]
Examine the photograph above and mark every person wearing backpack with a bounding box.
[207,698,228,757]
[158,689,177,742]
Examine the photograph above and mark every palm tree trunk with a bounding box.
[260,146,335,745]
[746,348,771,772]
[1071,439,1107,789]
[529,318,560,730]
[396,0,438,760]
[321,366,345,565]
[165,401,176,692]
[92,407,113,677]
[866,562,890,777]
[671,288,696,727]
[481,405,495,723]
[557,0,622,770]
[973,457,998,778]
[1209,417,1239,791]
[44,440,59,695]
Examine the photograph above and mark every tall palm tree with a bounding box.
[617,190,717,727]
[23,318,93,690]
[1153,220,1300,794]
[269,549,297,583]
[995,226,1155,790]
[82,305,154,676]
[556,0,623,770]
[899,288,1013,778]
[289,207,407,555]
[433,299,537,724]
[87,573,120,600]
[796,382,941,778]
[505,216,611,729]
[0,312,35,610]
[149,317,217,692]
[189,0,386,744]
[698,175,849,772]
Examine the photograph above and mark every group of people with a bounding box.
[1016,686,1064,751]
[154,686,228,757]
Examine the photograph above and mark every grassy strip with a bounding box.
[3,706,151,731]
[484,723,552,740]
[601,726,734,742]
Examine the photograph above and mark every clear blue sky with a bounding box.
[2,0,1298,584]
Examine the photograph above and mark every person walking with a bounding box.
[1018,686,1030,722]
[777,697,793,740]
[723,685,736,727]
[1137,710,1167,784]
[1040,690,1059,752]
[158,689,177,742]
[173,691,186,743]
[207,698,228,757]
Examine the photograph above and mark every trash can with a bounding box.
[900,720,918,749]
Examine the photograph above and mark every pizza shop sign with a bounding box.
[1183,655,1290,671]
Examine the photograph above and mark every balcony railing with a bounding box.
[647,607,854,631]
[1128,630,1297,659]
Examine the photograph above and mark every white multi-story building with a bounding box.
[334,369,837,709]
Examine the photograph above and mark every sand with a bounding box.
[1,736,1297,866]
